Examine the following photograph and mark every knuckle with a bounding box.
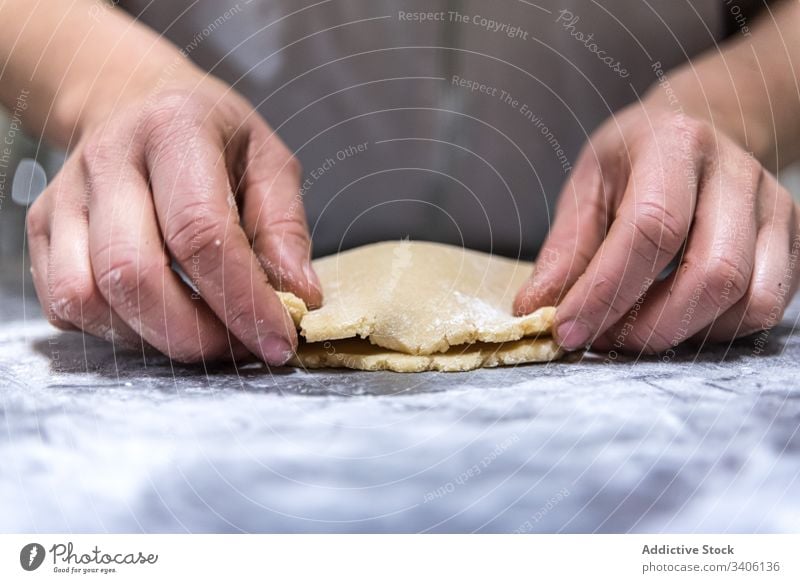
[94,242,161,300]
[169,340,231,364]
[628,325,674,354]
[168,342,210,364]
[280,151,302,178]
[48,318,75,332]
[225,300,256,331]
[149,90,192,116]
[775,184,796,224]
[670,115,713,152]
[578,273,625,320]
[260,216,310,248]
[26,199,47,236]
[142,95,205,150]
[247,139,302,186]
[539,244,569,271]
[704,254,750,305]
[247,116,300,167]
[578,187,611,222]
[630,200,687,256]
[744,157,765,194]
[165,203,226,266]
[146,91,196,127]
[285,154,303,177]
[79,135,123,176]
[50,277,99,324]
[170,351,205,365]
[744,286,784,331]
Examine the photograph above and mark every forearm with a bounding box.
[0,0,201,148]
[645,0,800,170]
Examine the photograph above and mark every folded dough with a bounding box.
[287,337,562,373]
[279,241,563,372]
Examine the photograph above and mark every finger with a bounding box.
[41,163,142,347]
[237,117,322,308]
[146,114,297,365]
[594,148,758,353]
[25,192,73,329]
[554,124,701,350]
[514,144,619,315]
[694,171,799,343]
[84,143,250,363]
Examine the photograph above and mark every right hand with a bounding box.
[26,75,322,365]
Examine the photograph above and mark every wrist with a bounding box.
[642,64,774,167]
[54,56,206,146]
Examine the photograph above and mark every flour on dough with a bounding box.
[297,241,555,355]
[277,241,562,372]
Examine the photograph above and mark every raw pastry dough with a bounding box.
[278,241,562,372]
[289,337,562,373]
[299,241,554,353]
[276,291,308,327]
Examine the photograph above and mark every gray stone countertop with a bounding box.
[1,262,798,533]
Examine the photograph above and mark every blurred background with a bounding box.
[2,108,799,267]
[0,112,64,261]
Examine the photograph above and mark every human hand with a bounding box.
[27,74,321,365]
[515,103,800,354]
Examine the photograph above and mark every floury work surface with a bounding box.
[0,262,799,533]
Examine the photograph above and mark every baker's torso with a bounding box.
[120,0,726,256]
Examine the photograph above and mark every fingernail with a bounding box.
[556,320,591,350]
[302,261,323,308]
[260,333,294,366]
[303,260,321,293]
[516,283,539,315]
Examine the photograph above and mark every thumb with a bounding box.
[238,116,323,309]
[514,145,618,315]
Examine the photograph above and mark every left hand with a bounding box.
[515,102,800,353]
